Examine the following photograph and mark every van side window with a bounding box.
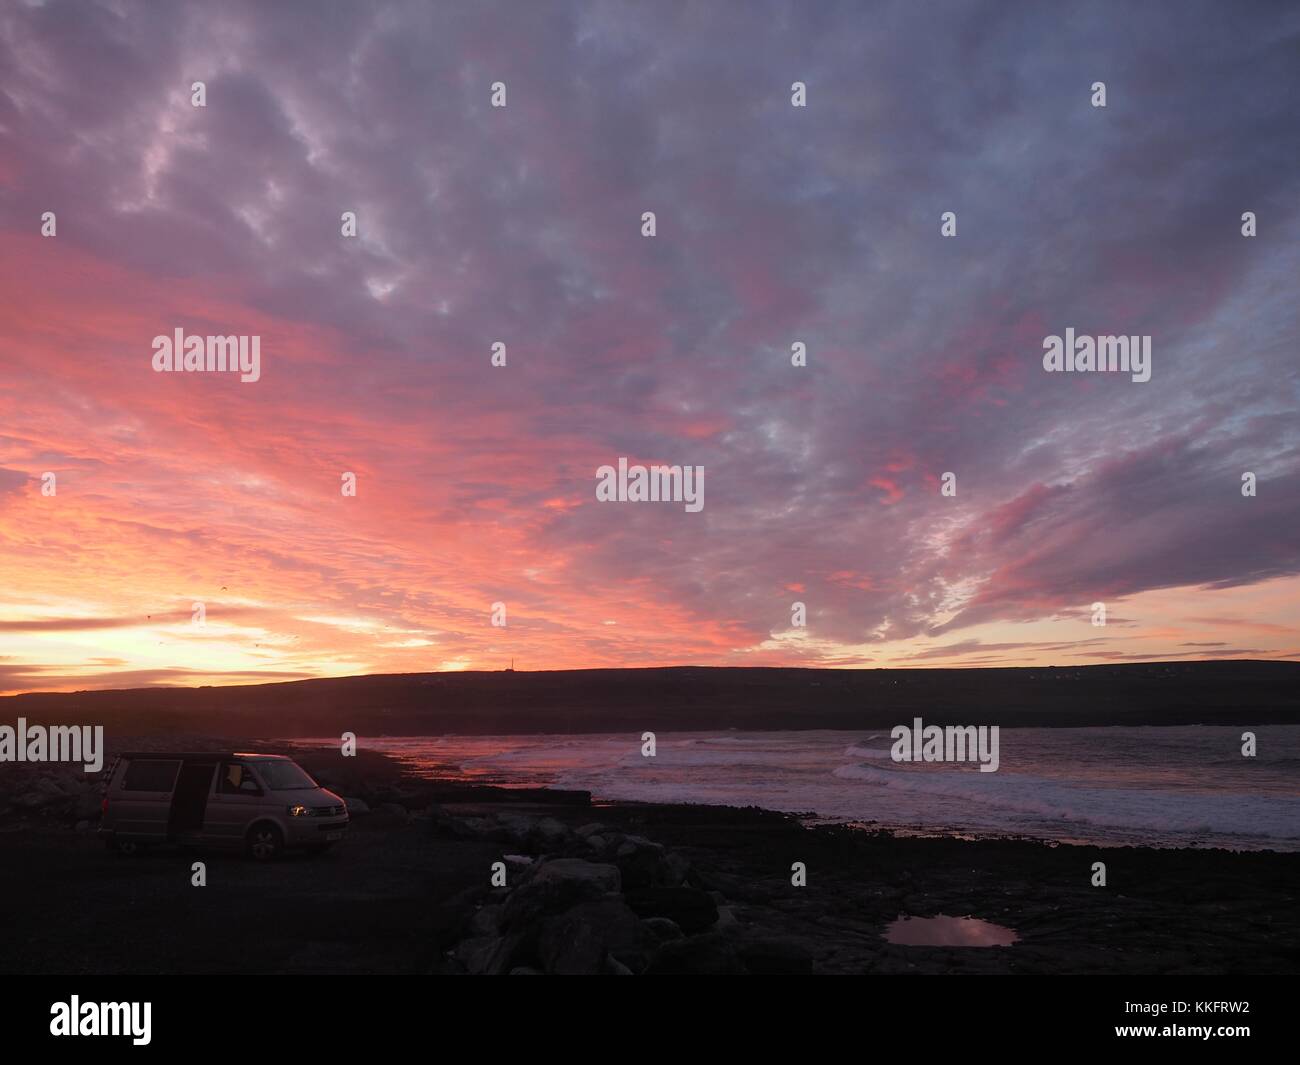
[218,762,262,795]
[121,760,181,792]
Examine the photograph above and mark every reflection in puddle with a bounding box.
[884,914,1019,947]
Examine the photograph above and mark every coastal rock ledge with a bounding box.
[430,807,812,975]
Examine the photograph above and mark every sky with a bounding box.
[0,0,1298,695]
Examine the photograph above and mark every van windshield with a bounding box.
[254,760,318,790]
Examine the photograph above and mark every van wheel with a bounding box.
[246,824,284,861]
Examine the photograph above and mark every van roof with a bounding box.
[117,752,291,761]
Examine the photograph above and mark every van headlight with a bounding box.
[287,803,310,817]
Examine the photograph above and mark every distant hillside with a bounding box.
[2,660,1297,738]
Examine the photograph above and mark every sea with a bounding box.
[295,725,1300,851]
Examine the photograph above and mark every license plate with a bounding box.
[324,831,343,841]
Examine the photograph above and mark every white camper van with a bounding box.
[99,752,350,860]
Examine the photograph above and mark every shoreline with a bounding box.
[285,733,1300,856]
[2,741,1298,974]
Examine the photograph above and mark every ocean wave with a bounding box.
[831,761,1300,840]
[363,726,1300,849]
[843,744,892,760]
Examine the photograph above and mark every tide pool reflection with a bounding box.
[884,914,1018,947]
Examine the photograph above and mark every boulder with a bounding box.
[445,813,574,852]
[641,917,684,942]
[500,859,622,929]
[13,777,67,809]
[492,814,537,845]
[469,904,503,937]
[537,897,655,974]
[44,773,79,796]
[430,812,497,840]
[342,797,370,816]
[454,933,525,975]
[644,932,746,975]
[533,858,621,893]
[534,817,570,845]
[614,835,689,891]
[616,835,662,857]
[624,886,718,934]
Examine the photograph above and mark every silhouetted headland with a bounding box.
[3,660,1297,738]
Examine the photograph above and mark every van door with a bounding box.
[205,761,267,843]
[114,759,181,840]
[169,760,217,838]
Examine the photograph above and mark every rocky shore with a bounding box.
[418,800,1300,975]
[426,804,791,974]
[2,743,1297,975]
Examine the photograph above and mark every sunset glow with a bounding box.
[1,2,1297,695]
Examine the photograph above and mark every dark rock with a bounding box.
[645,932,746,975]
[738,936,814,975]
[490,814,536,845]
[502,854,534,875]
[537,897,655,974]
[427,808,508,841]
[430,886,493,951]
[454,933,525,975]
[604,954,634,975]
[534,817,570,845]
[615,837,690,891]
[534,858,621,892]
[501,859,622,929]
[469,904,503,937]
[617,835,660,858]
[641,917,684,942]
[13,777,66,809]
[625,886,718,934]
[432,811,575,853]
